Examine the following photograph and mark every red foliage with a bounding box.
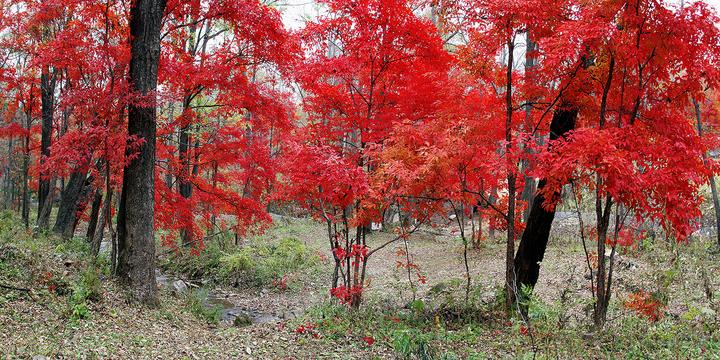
[624,290,665,322]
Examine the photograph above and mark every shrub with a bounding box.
[67,266,103,321]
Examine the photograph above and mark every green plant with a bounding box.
[218,249,255,281]
[392,329,436,360]
[67,266,103,321]
[186,288,221,324]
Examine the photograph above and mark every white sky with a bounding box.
[277,0,720,30]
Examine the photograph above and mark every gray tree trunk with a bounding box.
[116,0,166,306]
[694,99,720,247]
[53,171,91,239]
[37,68,55,228]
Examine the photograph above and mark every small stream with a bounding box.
[155,270,294,325]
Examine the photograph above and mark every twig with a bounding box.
[0,283,31,292]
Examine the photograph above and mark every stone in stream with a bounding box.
[172,279,188,295]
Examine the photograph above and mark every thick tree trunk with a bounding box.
[36,178,55,230]
[37,68,55,228]
[514,106,578,290]
[53,171,91,239]
[116,0,165,306]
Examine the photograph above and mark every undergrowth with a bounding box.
[163,232,320,290]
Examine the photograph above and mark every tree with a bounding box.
[116,0,167,305]
[530,0,720,327]
[156,0,294,251]
[282,0,452,308]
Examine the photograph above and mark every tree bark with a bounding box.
[53,171,91,239]
[504,36,517,314]
[694,99,720,247]
[521,31,538,222]
[37,68,55,228]
[22,108,32,229]
[178,96,193,246]
[514,106,578,290]
[86,189,103,242]
[116,0,165,306]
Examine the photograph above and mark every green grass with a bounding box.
[294,282,720,359]
[163,234,321,289]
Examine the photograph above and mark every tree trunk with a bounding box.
[36,178,55,230]
[694,99,720,247]
[116,0,165,306]
[91,189,112,259]
[21,130,29,229]
[86,189,103,242]
[37,68,55,229]
[53,171,91,239]
[593,195,612,328]
[521,31,538,222]
[2,136,13,210]
[504,36,517,314]
[514,106,578,290]
[178,97,193,246]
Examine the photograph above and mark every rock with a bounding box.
[172,280,188,295]
[32,356,48,360]
[245,347,252,355]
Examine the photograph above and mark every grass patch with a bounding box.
[164,235,320,289]
[185,288,222,324]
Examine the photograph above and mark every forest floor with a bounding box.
[2,210,720,359]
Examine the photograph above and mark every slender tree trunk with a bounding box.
[91,189,112,259]
[2,136,13,210]
[116,0,165,306]
[521,31,538,222]
[21,128,29,229]
[593,195,612,328]
[86,189,103,242]
[21,102,33,229]
[504,36,517,314]
[694,99,720,247]
[178,96,193,246]
[38,68,55,228]
[514,106,578,290]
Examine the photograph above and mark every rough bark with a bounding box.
[21,125,30,229]
[36,178,55,231]
[53,171,91,239]
[513,106,578,290]
[504,36,516,314]
[37,68,55,228]
[178,96,193,245]
[116,0,165,306]
[86,189,103,242]
[91,189,112,259]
